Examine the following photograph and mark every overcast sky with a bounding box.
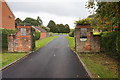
[6,0,91,29]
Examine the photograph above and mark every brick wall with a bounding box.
[0,1,15,30]
[8,26,34,52]
[40,32,47,39]
[75,25,101,53]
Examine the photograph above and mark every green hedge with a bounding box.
[116,32,120,54]
[33,31,40,40]
[0,29,16,50]
[101,31,120,57]
[69,30,74,37]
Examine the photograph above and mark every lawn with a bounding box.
[66,36,75,50]
[52,33,68,36]
[79,53,119,78]
[35,36,58,50]
[0,53,26,69]
[66,36,119,78]
[0,36,58,69]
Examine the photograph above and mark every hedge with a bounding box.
[69,30,74,37]
[0,29,16,50]
[33,31,40,40]
[101,31,120,57]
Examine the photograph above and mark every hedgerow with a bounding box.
[0,29,16,50]
[101,31,120,57]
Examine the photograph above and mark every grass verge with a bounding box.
[66,36,75,50]
[35,36,58,50]
[52,33,68,35]
[79,53,119,78]
[0,36,58,69]
[0,53,26,69]
[66,36,119,78]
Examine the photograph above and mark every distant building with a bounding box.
[32,26,48,39]
[0,0,15,30]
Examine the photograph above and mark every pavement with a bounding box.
[2,35,91,78]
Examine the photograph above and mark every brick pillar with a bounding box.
[93,35,101,52]
[8,34,15,52]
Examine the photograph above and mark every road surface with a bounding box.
[2,35,90,78]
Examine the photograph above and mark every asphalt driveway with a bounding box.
[2,35,90,78]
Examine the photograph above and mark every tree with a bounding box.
[23,17,39,26]
[15,18,22,26]
[37,16,43,26]
[47,20,57,33]
[57,24,65,33]
[41,26,50,32]
[65,24,70,33]
[75,18,91,25]
[87,1,120,31]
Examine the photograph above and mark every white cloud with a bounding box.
[5,0,88,2]
[14,11,79,29]
[6,0,91,29]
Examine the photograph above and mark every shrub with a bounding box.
[33,31,40,40]
[69,30,74,37]
[116,32,120,55]
[101,31,120,57]
[0,29,16,50]
[75,18,91,25]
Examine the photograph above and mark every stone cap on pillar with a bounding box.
[75,24,91,29]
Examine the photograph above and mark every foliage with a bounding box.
[75,18,91,25]
[116,32,120,54]
[23,17,39,26]
[35,36,58,50]
[47,20,57,33]
[101,31,120,57]
[47,20,70,33]
[65,24,70,33]
[15,18,23,26]
[15,17,43,26]
[87,1,120,30]
[37,16,43,26]
[33,31,40,40]
[41,26,50,32]
[69,30,74,37]
[0,29,16,50]
[56,24,65,33]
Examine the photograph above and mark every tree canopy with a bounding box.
[75,18,91,25]
[47,20,70,33]
[87,1,120,30]
[15,17,43,26]
[15,18,22,26]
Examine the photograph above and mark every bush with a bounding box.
[101,31,120,57]
[33,31,40,40]
[69,30,74,37]
[75,18,91,25]
[116,32,120,55]
[0,29,16,50]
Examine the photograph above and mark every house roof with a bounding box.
[32,26,47,32]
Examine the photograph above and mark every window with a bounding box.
[80,28,87,41]
[21,28,27,36]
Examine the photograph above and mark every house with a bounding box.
[32,26,48,39]
[0,0,15,30]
